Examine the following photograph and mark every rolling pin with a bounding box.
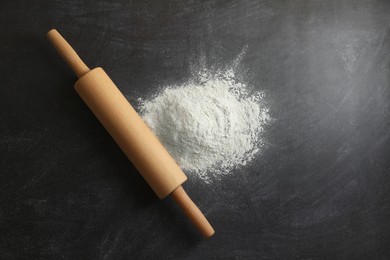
[47,29,214,238]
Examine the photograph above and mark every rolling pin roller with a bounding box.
[47,29,214,238]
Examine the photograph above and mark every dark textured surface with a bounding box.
[1,0,390,259]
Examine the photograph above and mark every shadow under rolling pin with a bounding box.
[47,29,214,238]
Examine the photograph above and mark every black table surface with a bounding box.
[1,0,390,259]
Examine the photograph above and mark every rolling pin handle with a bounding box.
[170,186,215,238]
[47,29,90,78]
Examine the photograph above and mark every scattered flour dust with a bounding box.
[138,68,270,183]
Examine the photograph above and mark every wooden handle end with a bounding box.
[47,28,59,38]
[47,29,90,78]
[171,186,215,238]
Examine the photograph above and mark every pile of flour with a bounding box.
[138,69,269,183]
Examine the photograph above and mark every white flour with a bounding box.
[138,69,269,183]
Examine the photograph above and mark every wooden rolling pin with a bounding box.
[47,29,214,238]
